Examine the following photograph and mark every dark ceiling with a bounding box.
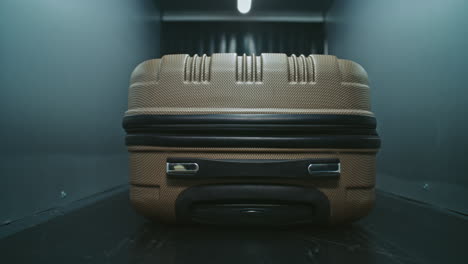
[159,0,333,13]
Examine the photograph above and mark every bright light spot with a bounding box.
[237,0,252,14]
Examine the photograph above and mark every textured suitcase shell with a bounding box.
[124,53,379,225]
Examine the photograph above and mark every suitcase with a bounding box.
[123,53,380,226]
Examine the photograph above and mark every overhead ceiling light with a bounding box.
[237,0,252,14]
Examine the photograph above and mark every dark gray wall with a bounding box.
[0,0,161,224]
[327,0,468,214]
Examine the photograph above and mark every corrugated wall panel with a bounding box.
[162,22,325,55]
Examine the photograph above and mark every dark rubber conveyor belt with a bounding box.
[0,190,466,264]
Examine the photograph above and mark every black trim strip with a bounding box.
[125,125,376,135]
[126,134,380,148]
[123,114,376,128]
[166,158,340,179]
[123,114,380,149]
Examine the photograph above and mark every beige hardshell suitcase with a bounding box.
[123,53,380,226]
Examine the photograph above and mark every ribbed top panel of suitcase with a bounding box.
[123,53,380,149]
[126,53,372,116]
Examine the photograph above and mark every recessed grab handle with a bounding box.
[166,163,199,175]
[307,163,340,177]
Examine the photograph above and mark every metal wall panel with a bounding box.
[0,0,161,225]
[327,0,468,214]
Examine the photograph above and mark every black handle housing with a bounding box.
[166,158,340,179]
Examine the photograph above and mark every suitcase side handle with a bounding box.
[166,158,340,179]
